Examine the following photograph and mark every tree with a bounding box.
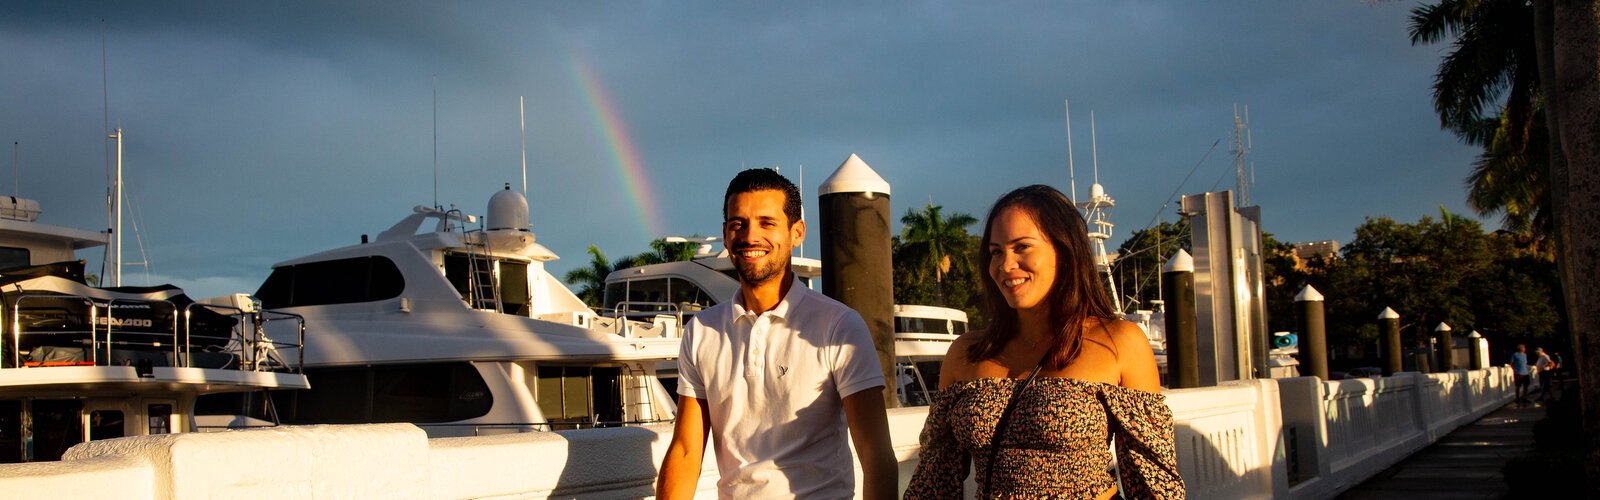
[897,203,978,306]
[1111,220,1191,313]
[563,245,612,307]
[1410,0,1553,244]
[1537,0,1600,487]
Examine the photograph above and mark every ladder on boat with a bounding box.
[465,234,500,312]
[447,208,501,312]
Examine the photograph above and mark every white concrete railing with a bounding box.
[0,367,1512,499]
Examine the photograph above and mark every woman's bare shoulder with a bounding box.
[938,331,985,387]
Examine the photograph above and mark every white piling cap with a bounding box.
[1434,322,1452,332]
[1162,249,1193,273]
[1294,284,1323,302]
[818,153,891,196]
[1469,330,1482,338]
[1378,307,1399,320]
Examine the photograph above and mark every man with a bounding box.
[1534,347,1555,401]
[1511,344,1530,404]
[657,168,896,499]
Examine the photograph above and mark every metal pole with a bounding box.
[1380,307,1402,376]
[1162,249,1199,388]
[1296,285,1328,380]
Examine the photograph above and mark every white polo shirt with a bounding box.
[677,278,885,499]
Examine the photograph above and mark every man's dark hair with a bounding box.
[723,168,803,225]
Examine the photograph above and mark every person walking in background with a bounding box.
[906,185,1184,498]
[1510,344,1530,404]
[1534,347,1555,401]
[656,168,896,500]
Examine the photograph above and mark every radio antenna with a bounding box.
[1065,99,1077,203]
[519,96,528,195]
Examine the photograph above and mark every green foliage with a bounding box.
[893,204,984,328]
[564,238,702,307]
[563,245,612,307]
[1411,0,1552,244]
[1301,211,1563,355]
[1111,220,1191,312]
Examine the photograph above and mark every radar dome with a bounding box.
[487,183,529,231]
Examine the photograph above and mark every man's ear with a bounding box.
[790,219,806,247]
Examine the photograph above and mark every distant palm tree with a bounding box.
[898,203,978,305]
[1410,0,1550,244]
[563,245,612,307]
[627,238,700,266]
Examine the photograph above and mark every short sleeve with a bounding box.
[904,390,971,499]
[1100,387,1186,499]
[675,317,706,400]
[830,310,886,398]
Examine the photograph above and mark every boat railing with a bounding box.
[3,293,304,373]
[607,301,683,338]
[418,417,676,436]
[182,302,306,374]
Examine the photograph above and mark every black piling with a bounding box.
[1380,307,1402,376]
[818,154,896,407]
[1162,249,1200,389]
[1296,285,1328,380]
[1435,322,1454,372]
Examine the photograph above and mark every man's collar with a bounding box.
[732,276,808,320]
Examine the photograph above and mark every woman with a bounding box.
[905,185,1184,499]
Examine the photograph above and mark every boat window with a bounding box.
[89,410,125,440]
[667,278,712,312]
[498,261,530,316]
[29,399,83,461]
[953,320,967,336]
[273,363,492,425]
[535,366,623,429]
[0,400,18,462]
[147,404,172,435]
[602,282,626,310]
[256,256,405,309]
[0,247,29,271]
[627,279,668,311]
[895,316,951,335]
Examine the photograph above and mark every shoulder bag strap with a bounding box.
[982,362,1045,499]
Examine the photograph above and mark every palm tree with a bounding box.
[1410,0,1550,244]
[898,203,978,306]
[627,238,700,266]
[563,245,612,307]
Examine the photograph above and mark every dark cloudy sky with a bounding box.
[1,1,1482,299]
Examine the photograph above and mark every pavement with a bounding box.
[1337,398,1547,499]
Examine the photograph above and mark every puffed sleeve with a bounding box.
[904,389,970,499]
[1100,386,1186,499]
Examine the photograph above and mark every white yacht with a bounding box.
[222,185,681,436]
[0,196,309,462]
[600,244,966,406]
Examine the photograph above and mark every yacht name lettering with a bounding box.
[94,317,155,328]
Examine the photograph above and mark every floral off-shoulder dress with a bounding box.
[904,377,1185,499]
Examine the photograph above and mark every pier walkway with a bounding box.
[1339,401,1545,499]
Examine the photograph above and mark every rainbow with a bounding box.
[569,54,666,238]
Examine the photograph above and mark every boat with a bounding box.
[600,242,967,406]
[212,185,682,436]
[0,196,309,462]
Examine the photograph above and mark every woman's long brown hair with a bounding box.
[967,184,1118,370]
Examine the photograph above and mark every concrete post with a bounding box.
[818,154,896,408]
[1161,250,1200,388]
[1379,307,1402,376]
[1468,330,1485,370]
[1435,322,1454,372]
[1295,285,1328,380]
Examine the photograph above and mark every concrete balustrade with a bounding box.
[0,367,1513,499]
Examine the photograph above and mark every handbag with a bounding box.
[982,361,1045,499]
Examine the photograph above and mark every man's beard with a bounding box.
[733,245,787,286]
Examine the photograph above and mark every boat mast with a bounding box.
[1233,104,1251,207]
[1065,100,1077,203]
[1078,111,1121,313]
